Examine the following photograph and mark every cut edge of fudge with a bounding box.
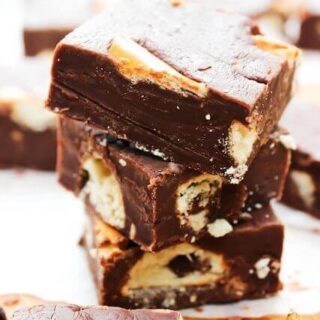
[47,0,300,180]
[84,201,284,309]
[57,117,291,251]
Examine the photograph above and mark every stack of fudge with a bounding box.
[46,0,299,310]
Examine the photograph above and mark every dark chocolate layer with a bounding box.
[85,202,283,309]
[47,0,297,179]
[24,29,71,57]
[58,117,290,251]
[0,115,56,171]
[295,1,320,50]
[13,305,182,320]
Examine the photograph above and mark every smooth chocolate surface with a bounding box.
[0,60,57,170]
[47,0,298,180]
[85,202,283,309]
[281,85,320,217]
[13,305,182,320]
[58,117,290,251]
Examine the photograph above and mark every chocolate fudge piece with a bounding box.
[13,305,182,320]
[283,0,320,50]
[281,85,320,218]
[0,59,57,170]
[58,117,290,251]
[47,0,299,182]
[24,29,71,57]
[84,202,284,309]
[23,0,105,56]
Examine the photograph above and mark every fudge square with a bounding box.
[0,59,56,171]
[84,201,284,309]
[284,0,320,50]
[281,85,320,218]
[47,0,299,182]
[57,117,290,251]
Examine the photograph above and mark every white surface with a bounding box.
[0,170,97,305]
[0,170,320,317]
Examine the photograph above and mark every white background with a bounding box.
[0,0,320,317]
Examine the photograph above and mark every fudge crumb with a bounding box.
[129,224,137,238]
[99,137,108,147]
[207,219,233,238]
[163,296,176,308]
[225,164,248,184]
[255,257,271,279]
[135,143,168,160]
[279,134,297,150]
[254,203,263,209]
[119,159,127,167]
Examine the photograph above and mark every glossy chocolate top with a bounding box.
[13,305,182,320]
[61,0,289,113]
